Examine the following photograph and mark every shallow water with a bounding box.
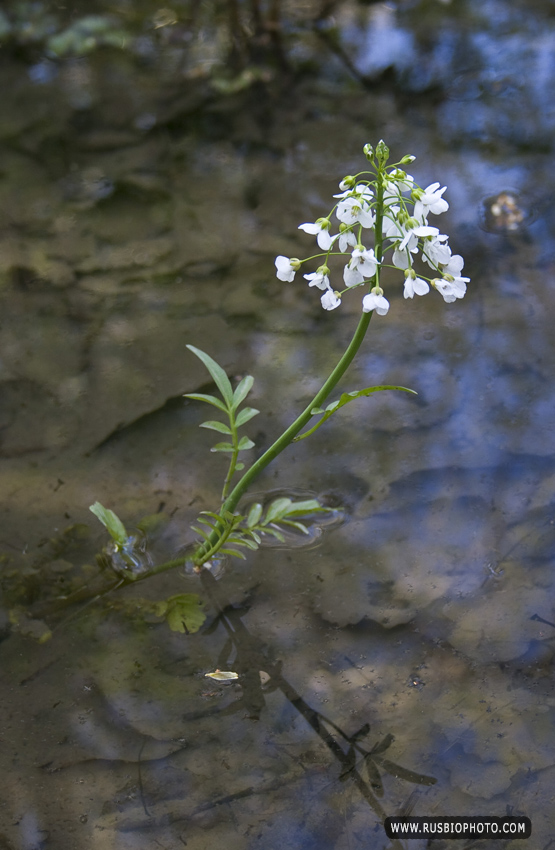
[1,1,555,848]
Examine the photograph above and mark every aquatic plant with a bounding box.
[91,140,469,631]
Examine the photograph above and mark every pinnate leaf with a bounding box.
[186,345,234,408]
[232,375,254,409]
[184,392,228,413]
[89,501,128,547]
[235,407,260,427]
[199,420,232,434]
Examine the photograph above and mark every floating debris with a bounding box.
[205,669,239,681]
[480,191,526,233]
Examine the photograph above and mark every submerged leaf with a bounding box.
[162,594,206,634]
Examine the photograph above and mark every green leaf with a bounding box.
[210,441,235,453]
[135,512,170,537]
[219,547,247,560]
[260,526,286,543]
[235,407,260,427]
[264,497,293,523]
[280,499,324,516]
[191,525,212,541]
[228,535,259,550]
[163,593,206,634]
[279,519,310,534]
[183,392,228,413]
[235,462,245,471]
[199,420,232,434]
[237,435,255,451]
[232,375,254,409]
[200,511,227,522]
[246,503,263,527]
[186,345,234,408]
[89,502,128,547]
[294,385,417,442]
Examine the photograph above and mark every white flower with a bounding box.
[343,247,379,287]
[442,253,465,276]
[392,245,416,269]
[333,183,373,201]
[321,289,341,310]
[404,271,429,299]
[337,227,357,253]
[336,190,375,229]
[298,218,334,250]
[421,233,451,268]
[433,275,469,302]
[304,268,330,290]
[414,182,449,219]
[362,290,390,315]
[384,169,414,198]
[399,224,439,251]
[275,255,300,282]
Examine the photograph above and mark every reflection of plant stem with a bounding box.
[199,569,406,846]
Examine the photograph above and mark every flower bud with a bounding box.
[404,268,416,279]
[340,175,357,189]
[376,140,390,165]
[290,258,302,270]
[400,154,416,164]
[316,217,331,229]
[362,144,374,160]
[317,264,330,276]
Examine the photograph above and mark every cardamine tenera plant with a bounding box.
[90,141,469,634]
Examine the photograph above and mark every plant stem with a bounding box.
[221,418,240,501]
[219,309,373,518]
[152,163,387,571]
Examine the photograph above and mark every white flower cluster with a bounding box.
[275,144,469,316]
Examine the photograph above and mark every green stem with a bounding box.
[154,165,388,572]
[221,417,240,502]
[219,309,374,518]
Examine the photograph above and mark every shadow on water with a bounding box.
[1,0,555,847]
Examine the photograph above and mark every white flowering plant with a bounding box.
[275,140,468,313]
[89,142,469,625]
